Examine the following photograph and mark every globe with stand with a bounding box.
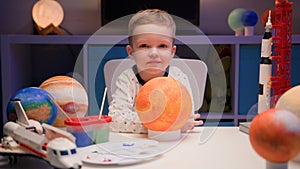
[242,10,258,36]
[135,77,192,141]
[228,8,247,36]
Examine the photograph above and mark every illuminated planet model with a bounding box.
[40,75,88,127]
[135,77,192,132]
[249,108,300,163]
[32,0,64,29]
[6,87,58,124]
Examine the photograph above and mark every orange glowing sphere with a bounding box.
[249,108,300,162]
[135,77,192,131]
[40,75,88,127]
[275,0,288,5]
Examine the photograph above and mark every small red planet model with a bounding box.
[249,108,300,163]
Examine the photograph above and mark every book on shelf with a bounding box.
[239,122,251,134]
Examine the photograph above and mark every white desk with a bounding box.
[1,127,300,169]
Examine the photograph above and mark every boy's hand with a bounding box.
[181,113,203,132]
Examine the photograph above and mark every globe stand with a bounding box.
[148,129,181,141]
[244,26,254,36]
[292,154,300,162]
[235,29,243,36]
[266,161,287,169]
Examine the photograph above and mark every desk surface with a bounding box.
[1,127,300,169]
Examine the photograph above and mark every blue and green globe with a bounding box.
[6,87,58,124]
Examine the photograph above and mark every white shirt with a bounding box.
[108,65,194,133]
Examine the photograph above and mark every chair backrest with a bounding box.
[104,58,207,110]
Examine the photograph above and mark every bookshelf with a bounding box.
[1,34,300,129]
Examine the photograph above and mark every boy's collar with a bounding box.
[132,65,169,86]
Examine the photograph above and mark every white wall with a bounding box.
[0,0,36,34]
[58,0,101,35]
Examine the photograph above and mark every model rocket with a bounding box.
[258,10,273,114]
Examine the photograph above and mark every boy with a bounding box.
[108,9,203,133]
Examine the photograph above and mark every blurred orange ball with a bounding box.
[40,75,88,127]
[249,108,300,162]
[135,77,192,131]
[261,9,276,26]
[275,0,287,5]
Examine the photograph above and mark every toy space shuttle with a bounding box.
[0,99,82,169]
[257,10,273,114]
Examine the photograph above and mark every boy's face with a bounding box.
[127,25,176,74]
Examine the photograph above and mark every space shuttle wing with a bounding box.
[42,123,76,143]
[11,99,30,126]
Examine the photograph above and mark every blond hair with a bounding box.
[128,9,176,38]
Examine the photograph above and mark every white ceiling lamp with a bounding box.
[32,0,64,35]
